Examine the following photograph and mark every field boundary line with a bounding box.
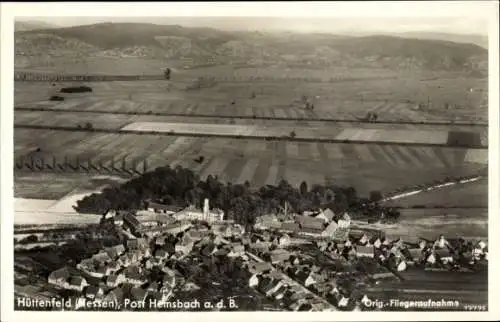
[14,107,489,127]
[14,124,489,149]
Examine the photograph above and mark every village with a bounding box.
[17,198,488,312]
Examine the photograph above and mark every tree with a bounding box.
[21,235,38,244]
[164,68,171,80]
[369,190,383,203]
[84,122,94,131]
[299,181,308,196]
[289,131,296,138]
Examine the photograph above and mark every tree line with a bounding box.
[75,165,400,228]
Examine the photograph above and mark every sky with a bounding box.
[12,1,494,36]
[19,16,489,36]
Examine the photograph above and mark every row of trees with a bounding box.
[75,165,399,228]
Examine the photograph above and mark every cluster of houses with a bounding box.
[47,206,250,310]
[244,236,386,310]
[314,232,489,274]
[45,198,488,312]
[255,208,351,240]
[48,237,176,305]
[243,259,337,311]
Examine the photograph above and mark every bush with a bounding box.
[49,95,65,101]
[20,234,38,244]
[60,86,92,93]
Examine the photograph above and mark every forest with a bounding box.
[74,165,401,227]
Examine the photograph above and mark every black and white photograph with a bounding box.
[1,1,499,320]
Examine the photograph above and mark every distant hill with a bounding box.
[396,32,488,49]
[15,22,488,73]
[15,20,59,31]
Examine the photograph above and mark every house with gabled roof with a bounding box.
[257,276,273,294]
[123,265,146,285]
[104,244,126,259]
[108,261,121,273]
[123,212,143,236]
[154,249,169,260]
[248,261,273,275]
[371,237,382,249]
[106,273,125,288]
[311,282,331,297]
[248,273,260,287]
[433,235,450,249]
[357,233,371,246]
[85,285,104,299]
[397,260,407,272]
[278,233,291,247]
[281,222,300,233]
[321,220,338,238]
[268,249,291,264]
[263,279,286,298]
[147,282,160,293]
[104,287,124,303]
[155,235,168,246]
[117,254,131,267]
[162,272,176,288]
[418,239,428,250]
[273,284,288,301]
[200,243,217,257]
[389,245,403,258]
[77,258,96,271]
[394,237,404,249]
[356,245,374,258]
[228,243,245,257]
[296,215,325,231]
[94,265,113,277]
[370,265,395,280]
[435,248,453,264]
[337,213,351,228]
[296,270,317,287]
[315,208,335,223]
[93,252,113,265]
[48,267,71,287]
[472,245,484,259]
[425,252,437,265]
[336,294,350,308]
[477,240,487,250]
[68,276,87,292]
[406,248,424,264]
[130,286,149,302]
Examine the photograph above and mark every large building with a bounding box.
[123,212,143,236]
[173,199,224,223]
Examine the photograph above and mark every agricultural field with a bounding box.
[354,208,488,241]
[14,67,488,123]
[14,127,487,198]
[13,66,489,230]
[367,267,488,309]
[15,55,180,76]
[14,172,127,199]
[386,178,488,208]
